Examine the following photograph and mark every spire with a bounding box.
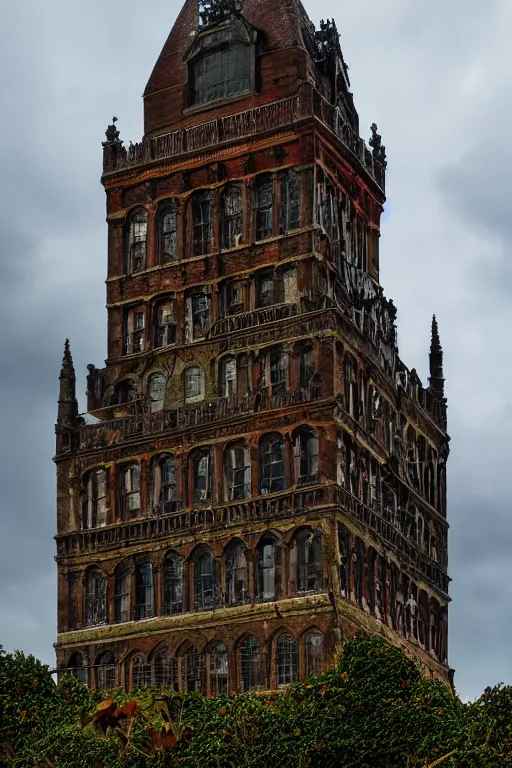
[429,315,445,399]
[57,339,78,427]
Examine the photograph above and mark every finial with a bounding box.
[102,117,122,147]
[370,124,387,170]
[60,339,75,378]
[431,314,442,351]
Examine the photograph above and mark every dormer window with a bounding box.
[190,45,251,106]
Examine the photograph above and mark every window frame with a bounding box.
[125,208,148,274]
[185,366,206,404]
[189,42,253,107]
[259,433,286,495]
[255,175,275,241]
[85,568,107,628]
[221,185,243,250]
[157,201,178,264]
[163,552,185,616]
[156,301,177,348]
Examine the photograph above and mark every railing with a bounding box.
[210,302,298,337]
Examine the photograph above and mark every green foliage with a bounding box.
[1,637,512,768]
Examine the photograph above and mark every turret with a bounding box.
[56,340,79,454]
[428,316,445,400]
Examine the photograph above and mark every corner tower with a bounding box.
[54,0,451,692]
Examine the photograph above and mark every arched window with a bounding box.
[190,44,251,106]
[305,631,324,677]
[225,539,248,605]
[119,464,141,519]
[151,455,178,515]
[153,647,178,689]
[221,186,243,249]
[96,651,117,690]
[163,552,185,615]
[82,469,108,529]
[114,566,131,623]
[210,643,229,695]
[156,301,177,348]
[85,568,107,627]
[132,653,152,687]
[193,546,216,611]
[67,652,88,685]
[182,646,206,694]
[192,191,212,256]
[134,560,154,620]
[126,209,148,273]
[276,633,298,687]
[292,427,319,486]
[193,449,213,503]
[256,536,280,601]
[149,373,166,413]
[296,529,323,593]
[259,434,286,495]
[157,202,178,263]
[239,636,264,692]
[185,366,205,403]
[255,175,274,240]
[225,443,251,501]
[280,171,300,234]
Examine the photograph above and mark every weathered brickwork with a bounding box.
[54,0,451,694]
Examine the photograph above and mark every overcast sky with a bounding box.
[0,0,509,702]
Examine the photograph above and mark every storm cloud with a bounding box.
[0,0,508,701]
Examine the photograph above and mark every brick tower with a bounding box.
[54,0,451,693]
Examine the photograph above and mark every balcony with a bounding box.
[210,302,298,337]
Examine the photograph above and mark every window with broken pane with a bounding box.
[132,654,152,687]
[257,272,282,308]
[227,281,245,314]
[122,465,141,519]
[113,378,138,406]
[256,536,278,600]
[210,643,229,695]
[151,455,179,515]
[68,652,88,686]
[185,366,205,403]
[163,552,185,615]
[156,302,177,347]
[239,636,264,692]
[221,357,237,400]
[82,469,108,529]
[305,631,324,677]
[259,433,286,494]
[191,294,211,339]
[192,192,212,256]
[158,202,178,263]
[126,209,148,273]
[225,443,251,501]
[182,646,206,694]
[96,651,117,690]
[148,373,166,413]
[256,176,274,240]
[153,648,178,689]
[292,427,319,485]
[221,186,243,249]
[114,567,131,623]
[85,568,107,627]
[225,539,248,604]
[266,349,288,396]
[191,44,251,105]
[280,171,300,234]
[193,546,216,611]
[193,450,213,503]
[123,309,145,355]
[296,529,323,592]
[134,561,154,620]
[276,633,299,687]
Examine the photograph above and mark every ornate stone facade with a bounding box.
[54,0,451,694]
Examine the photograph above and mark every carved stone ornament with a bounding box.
[370,123,387,170]
[102,117,122,148]
[198,0,241,28]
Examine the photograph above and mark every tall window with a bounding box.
[192,192,212,256]
[96,652,117,690]
[300,347,316,390]
[185,366,205,404]
[221,186,243,249]
[151,455,178,515]
[154,648,178,689]
[239,636,264,692]
[225,539,248,605]
[293,427,319,485]
[113,379,137,406]
[257,272,283,308]
[225,444,251,501]
[193,546,216,611]
[256,536,279,600]
[114,566,131,623]
[82,470,108,529]
[190,45,251,105]
[276,633,299,687]
[280,172,300,234]
[256,176,274,240]
[163,552,185,615]
[305,631,324,677]
[296,529,323,592]
[120,465,141,519]
[132,654,152,687]
[156,302,177,348]
[158,202,178,263]
[259,434,286,495]
[149,373,166,413]
[123,309,146,355]
[126,209,148,273]
[85,568,107,627]
[262,349,288,396]
[187,294,211,341]
[67,652,88,686]
[193,450,213,503]
[134,561,154,620]
[221,357,237,400]
[182,646,206,694]
[210,643,229,695]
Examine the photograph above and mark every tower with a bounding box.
[54,0,451,693]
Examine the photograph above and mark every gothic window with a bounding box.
[210,643,229,695]
[259,433,286,495]
[276,633,299,687]
[221,186,243,249]
[113,378,138,405]
[153,648,178,689]
[192,192,212,256]
[239,636,264,692]
[149,373,166,413]
[85,568,107,627]
[296,529,323,592]
[123,308,146,355]
[120,464,141,519]
[257,272,283,308]
[132,653,152,687]
[151,455,179,515]
[193,546,216,611]
[305,631,324,677]
[186,293,211,341]
[225,539,248,605]
[280,171,300,234]
[67,652,88,686]
[292,427,319,486]
[221,357,237,400]
[190,44,251,106]
[114,565,131,623]
[134,560,154,620]
[82,470,108,529]
[163,552,185,615]
[182,646,206,694]
[157,202,178,263]
[185,366,205,403]
[256,175,274,240]
[193,450,213,503]
[225,444,251,501]
[256,536,280,600]
[126,209,148,273]
[156,302,177,348]
[96,652,117,690]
